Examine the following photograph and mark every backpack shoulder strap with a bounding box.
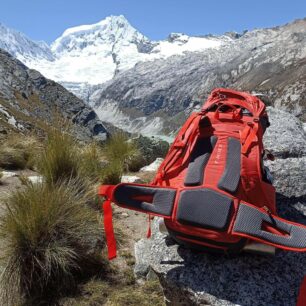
[98,183,178,259]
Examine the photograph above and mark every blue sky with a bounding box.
[1,0,305,43]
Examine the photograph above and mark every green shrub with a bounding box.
[128,136,169,172]
[79,142,105,181]
[0,181,104,305]
[103,133,138,171]
[37,128,81,186]
[101,160,123,185]
[38,129,125,186]
[126,152,147,172]
[92,132,140,184]
[0,134,41,170]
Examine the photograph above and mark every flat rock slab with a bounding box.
[136,224,306,306]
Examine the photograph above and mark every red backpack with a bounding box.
[99,88,306,260]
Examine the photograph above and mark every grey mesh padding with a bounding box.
[233,203,306,249]
[114,185,176,216]
[184,136,217,186]
[218,137,241,193]
[177,189,233,230]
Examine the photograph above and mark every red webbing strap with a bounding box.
[297,276,306,306]
[162,114,199,173]
[241,122,258,155]
[98,185,117,260]
[147,214,152,238]
[158,114,202,180]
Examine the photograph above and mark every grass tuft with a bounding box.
[0,180,105,305]
[103,133,138,171]
[0,133,41,170]
[108,279,164,306]
[37,128,81,186]
[103,133,137,165]
[79,142,105,181]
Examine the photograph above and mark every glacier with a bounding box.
[0,15,230,88]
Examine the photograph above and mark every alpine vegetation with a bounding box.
[0,133,41,170]
[101,132,139,183]
[0,180,104,305]
[37,127,82,186]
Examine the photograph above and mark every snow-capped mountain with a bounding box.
[0,23,54,62]
[0,15,305,138]
[90,18,306,136]
[0,15,231,90]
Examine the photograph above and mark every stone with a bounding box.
[121,175,142,183]
[265,157,306,198]
[1,171,18,179]
[134,237,152,279]
[264,107,306,158]
[27,175,43,184]
[140,158,164,172]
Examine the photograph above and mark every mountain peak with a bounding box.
[60,15,131,38]
[0,22,53,61]
[51,15,146,55]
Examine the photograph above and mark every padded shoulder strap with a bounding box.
[99,183,306,258]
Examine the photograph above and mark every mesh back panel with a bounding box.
[177,189,233,230]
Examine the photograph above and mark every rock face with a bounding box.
[92,18,306,135]
[0,49,107,141]
[134,108,306,306]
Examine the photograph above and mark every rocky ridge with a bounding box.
[0,49,107,141]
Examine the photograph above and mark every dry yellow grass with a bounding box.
[0,133,42,170]
[0,180,105,305]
